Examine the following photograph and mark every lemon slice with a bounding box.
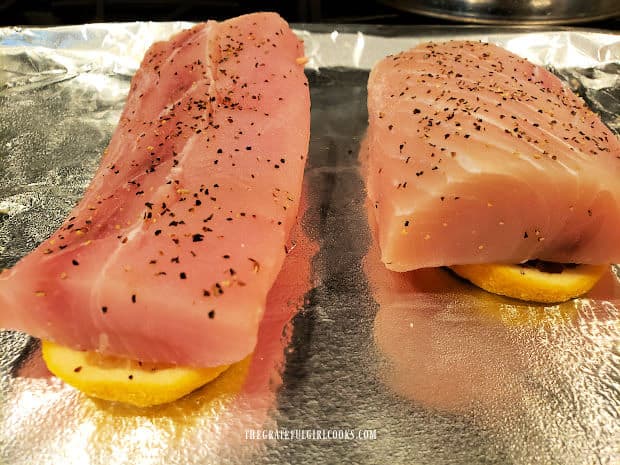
[42,340,230,407]
[449,263,607,304]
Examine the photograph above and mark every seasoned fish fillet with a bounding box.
[0,12,310,367]
[366,40,620,271]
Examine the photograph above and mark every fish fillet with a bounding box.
[0,12,310,367]
[366,40,620,271]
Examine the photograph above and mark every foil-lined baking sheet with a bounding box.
[1,22,619,465]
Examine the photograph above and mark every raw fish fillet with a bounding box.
[0,12,310,367]
[366,40,620,271]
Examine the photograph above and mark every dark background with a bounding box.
[0,0,618,28]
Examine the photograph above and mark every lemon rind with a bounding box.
[42,340,230,407]
[449,263,607,304]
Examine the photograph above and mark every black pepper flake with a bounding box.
[208,310,215,319]
[180,272,187,279]
[249,258,260,272]
[192,233,204,242]
[72,259,79,266]
[154,229,162,236]
[203,290,211,297]
[128,375,134,380]
[404,220,410,227]
[524,232,529,239]
[73,366,82,373]
[131,294,136,303]
[413,108,421,114]
[101,306,108,314]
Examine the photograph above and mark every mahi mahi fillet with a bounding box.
[0,13,310,367]
[366,41,620,271]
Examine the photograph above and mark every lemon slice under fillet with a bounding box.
[42,340,230,407]
[449,263,608,304]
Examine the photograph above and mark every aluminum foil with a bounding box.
[1,22,619,465]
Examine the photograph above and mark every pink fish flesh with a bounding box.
[0,12,310,367]
[366,41,620,271]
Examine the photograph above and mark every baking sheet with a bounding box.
[1,22,619,465]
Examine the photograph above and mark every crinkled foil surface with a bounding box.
[1,23,619,465]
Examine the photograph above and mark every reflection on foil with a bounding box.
[366,238,620,464]
[1,191,317,465]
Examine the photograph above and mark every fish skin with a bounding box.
[366,40,620,271]
[0,12,310,367]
